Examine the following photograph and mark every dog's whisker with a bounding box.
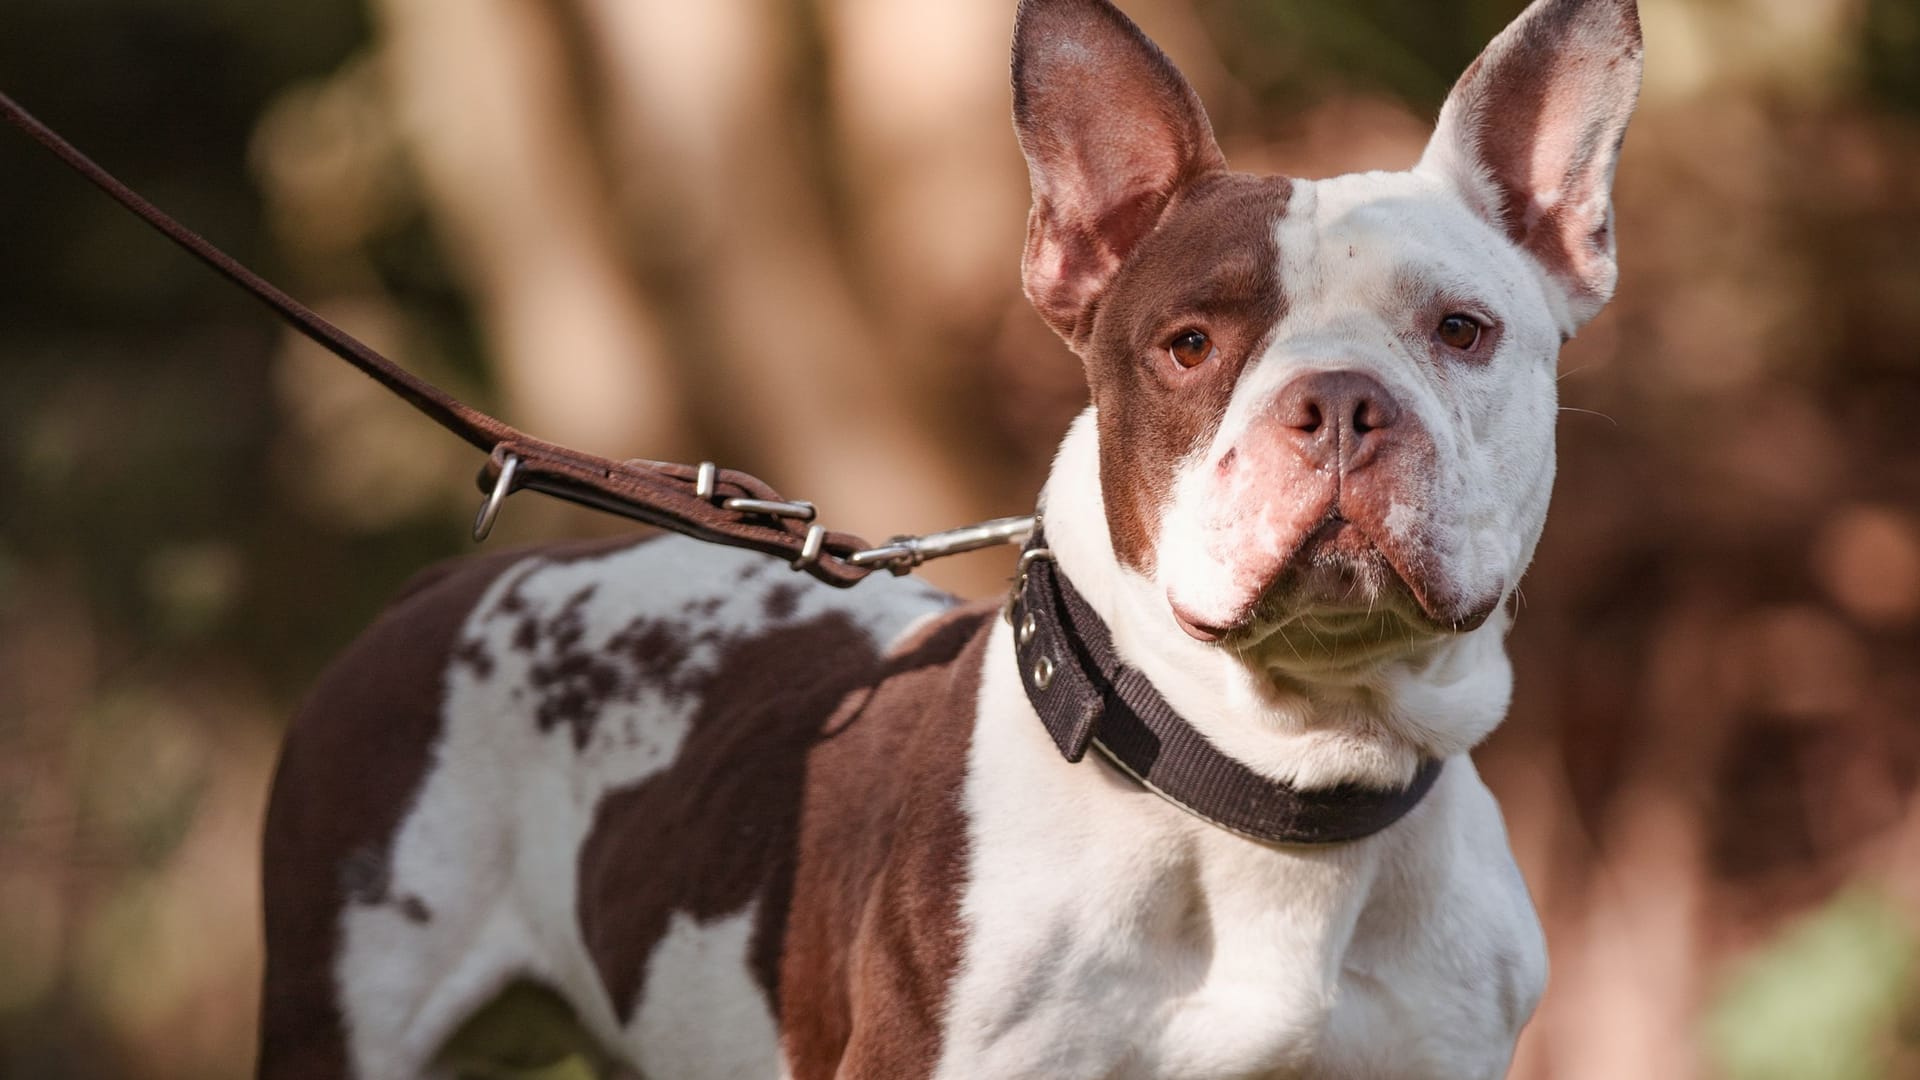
[1558,406,1618,425]
[1298,619,1328,656]
[1280,625,1306,664]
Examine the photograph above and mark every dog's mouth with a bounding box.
[1169,516,1495,654]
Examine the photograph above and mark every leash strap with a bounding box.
[1008,532,1444,845]
[2,90,1022,587]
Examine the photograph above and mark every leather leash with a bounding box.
[3,91,1446,845]
[0,90,1032,586]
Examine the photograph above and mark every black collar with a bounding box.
[1007,534,1443,846]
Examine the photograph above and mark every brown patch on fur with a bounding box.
[763,582,803,621]
[521,585,622,749]
[779,606,991,1079]
[576,609,879,1019]
[339,846,434,924]
[257,546,567,1076]
[450,635,495,679]
[1087,172,1291,571]
[1012,0,1293,573]
[467,545,830,755]
[258,537,650,1079]
[574,603,992,1079]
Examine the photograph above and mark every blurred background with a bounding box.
[2,0,1918,1075]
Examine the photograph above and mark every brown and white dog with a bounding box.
[258,0,1642,1076]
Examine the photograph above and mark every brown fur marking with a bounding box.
[573,602,994,1078]
[257,546,556,1078]
[1012,0,1292,574]
[780,605,991,1079]
[1088,173,1291,572]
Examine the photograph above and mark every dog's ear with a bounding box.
[1013,0,1226,344]
[1419,0,1643,333]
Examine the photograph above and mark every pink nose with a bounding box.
[1273,370,1401,471]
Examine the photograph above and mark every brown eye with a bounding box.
[1436,314,1483,352]
[1168,329,1213,369]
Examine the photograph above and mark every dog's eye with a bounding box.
[1168,329,1214,369]
[1435,314,1483,352]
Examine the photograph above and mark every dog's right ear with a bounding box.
[1013,0,1226,344]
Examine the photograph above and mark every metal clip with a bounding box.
[685,458,1034,580]
[848,515,1036,574]
[472,453,522,542]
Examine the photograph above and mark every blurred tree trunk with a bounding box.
[374,0,1037,544]
[371,0,692,460]
[575,0,981,538]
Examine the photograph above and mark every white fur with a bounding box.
[1160,171,1560,651]
[934,415,1545,1080]
[332,538,949,1079]
[634,906,786,1080]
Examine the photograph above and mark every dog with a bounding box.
[257,0,1642,1076]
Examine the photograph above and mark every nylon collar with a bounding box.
[1007,533,1443,845]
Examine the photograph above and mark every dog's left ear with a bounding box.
[1419,0,1643,332]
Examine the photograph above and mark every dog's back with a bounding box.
[260,535,989,1079]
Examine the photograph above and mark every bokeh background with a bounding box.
[3,0,1919,1076]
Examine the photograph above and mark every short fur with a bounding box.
[259,1,1642,1076]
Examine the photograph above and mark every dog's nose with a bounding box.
[1273,370,1401,471]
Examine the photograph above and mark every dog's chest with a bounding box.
[933,619,1541,1080]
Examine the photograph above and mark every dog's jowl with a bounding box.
[259,0,1642,1077]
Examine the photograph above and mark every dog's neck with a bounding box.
[1037,410,1516,792]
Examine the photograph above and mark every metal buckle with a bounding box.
[791,524,826,570]
[723,497,817,521]
[696,461,817,521]
[472,452,522,542]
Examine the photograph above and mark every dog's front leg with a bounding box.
[821,867,967,1080]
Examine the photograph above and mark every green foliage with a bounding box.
[1863,0,1920,113]
[1707,890,1920,1080]
[437,981,618,1080]
[1200,0,1525,118]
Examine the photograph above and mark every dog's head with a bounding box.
[1015,0,1641,666]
